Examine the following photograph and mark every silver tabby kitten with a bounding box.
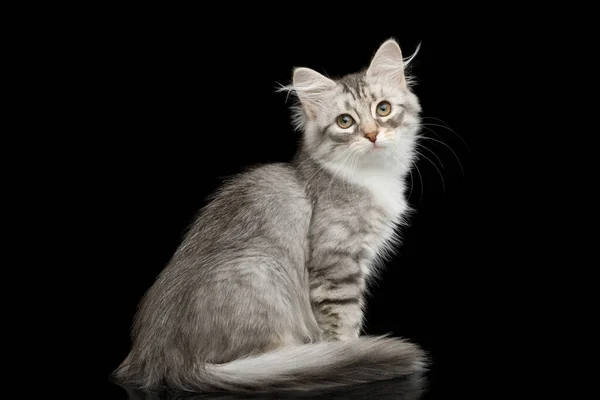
[114,39,427,393]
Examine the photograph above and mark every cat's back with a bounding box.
[151,162,312,304]
[181,162,311,257]
[209,162,309,219]
[224,162,306,199]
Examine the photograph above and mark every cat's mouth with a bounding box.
[370,143,387,151]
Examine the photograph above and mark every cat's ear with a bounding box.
[367,39,406,88]
[292,67,336,120]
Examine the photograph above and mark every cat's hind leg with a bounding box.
[191,257,314,363]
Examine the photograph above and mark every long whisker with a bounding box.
[421,122,470,151]
[417,133,465,177]
[407,169,415,202]
[394,139,423,202]
[390,137,418,202]
[415,143,444,170]
[421,116,458,132]
[413,163,424,202]
[414,149,445,194]
[395,149,416,203]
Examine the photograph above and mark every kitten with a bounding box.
[113,39,427,393]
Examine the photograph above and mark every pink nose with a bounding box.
[364,131,378,143]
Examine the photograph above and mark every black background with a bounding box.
[104,7,528,399]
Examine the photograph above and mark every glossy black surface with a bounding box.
[108,375,430,400]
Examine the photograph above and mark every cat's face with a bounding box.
[291,39,421,171]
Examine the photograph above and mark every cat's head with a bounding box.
[287,39,421,172]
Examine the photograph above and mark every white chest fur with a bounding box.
[349,168,408,221]
[341,167,409,277]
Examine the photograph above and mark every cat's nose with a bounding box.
[364,131,379,143]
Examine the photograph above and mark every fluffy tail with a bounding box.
[117,336,427,393]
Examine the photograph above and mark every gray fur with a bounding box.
[113,39,427,393]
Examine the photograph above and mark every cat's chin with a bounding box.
[369,144,387,152]
[365,143,394,157]
[354,142,389,154]
[358,147,400,168]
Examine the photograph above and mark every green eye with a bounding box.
[376,101,392,117]
[336,114,355,129]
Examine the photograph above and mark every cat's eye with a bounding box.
[336,114,355,129]
[376,101,392,117]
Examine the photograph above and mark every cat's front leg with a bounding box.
[309,258,365,341]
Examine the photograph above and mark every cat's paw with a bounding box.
[335,333,359,342]
[323,330,359,342]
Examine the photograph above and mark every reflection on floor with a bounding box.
[110,373,428,400]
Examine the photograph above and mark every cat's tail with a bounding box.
[142,336,427,393]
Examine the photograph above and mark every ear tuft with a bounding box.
[292,67,336,120]
[367,39,406,88]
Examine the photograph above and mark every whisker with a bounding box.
[421,116,452,127]
[413,163,424,202]
[393,140,423,202]
[393,148,415,202]
[414,149,446,195]
[417,133,465,177]
[421,122,470,151]
[415,143,444,170]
